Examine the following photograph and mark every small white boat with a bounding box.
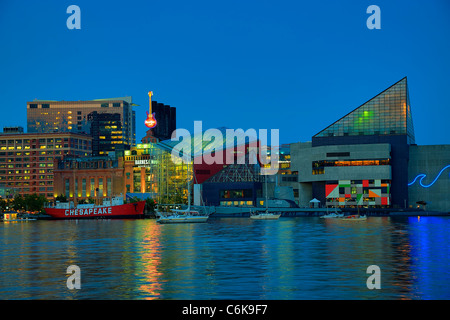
[157,212,209,224]
[250,211,281,220]
[340,206,367,221]
[156,207,209,224]
[250,175,280,220]
[320,212,344,219]
[341,214,367,221]
[156,164,209,224]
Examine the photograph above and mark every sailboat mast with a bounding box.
[265,174,268,212]
[187,161,191,211]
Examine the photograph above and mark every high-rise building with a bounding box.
[27,97,136,149]
[149,100,176,141]
[88,111,126,156]
[0,129,92,200]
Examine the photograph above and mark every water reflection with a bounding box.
[136,222,162,299]
[1,216,449,299]
[407,217,450,299]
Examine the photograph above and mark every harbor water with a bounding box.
[1,216,449,300]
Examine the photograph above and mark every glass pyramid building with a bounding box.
[314,77,415,144]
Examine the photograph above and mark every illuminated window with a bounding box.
[312,159,389,174]
[82,179,86,197]
[313,77,415,143]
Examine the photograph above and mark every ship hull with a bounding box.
[157,215,209,224]
[44,201,146,219]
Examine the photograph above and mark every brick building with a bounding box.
[52,156,124,204]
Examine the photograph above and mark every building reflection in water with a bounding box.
[136,221,163,299]
[258,219,296,299]
[407,216,450,299]
[2,217,449,299]
[322,217,415,299]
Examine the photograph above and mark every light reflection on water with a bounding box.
[0,216,449,300]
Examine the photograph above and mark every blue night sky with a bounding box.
[0,0,449,145]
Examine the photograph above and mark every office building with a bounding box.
[0,128,92,199]
[88,111,127,156]
[149,100,176,141]
[27,96,136,149]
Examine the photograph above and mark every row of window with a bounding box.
[1,170,52,175]
[0,138,89,144]
[101,103,122,108]
[64,177,112,198]
[0,163,53,168]
[220,201,254,207]
[0,145,89,150]
[29,104,49,108]
[327,179,391,185]
[312,159,390,174]
[30,103,122,109]
[313,159,390,168]
[59,160,117,170]
[2,185,53,193]
[0,151,86,157]
[0,178,53,184]
[220,189,253,199]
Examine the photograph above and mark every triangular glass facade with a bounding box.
[205,162,264,183]
[314,77,415,144]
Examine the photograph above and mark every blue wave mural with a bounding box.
[408,165,450,188]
